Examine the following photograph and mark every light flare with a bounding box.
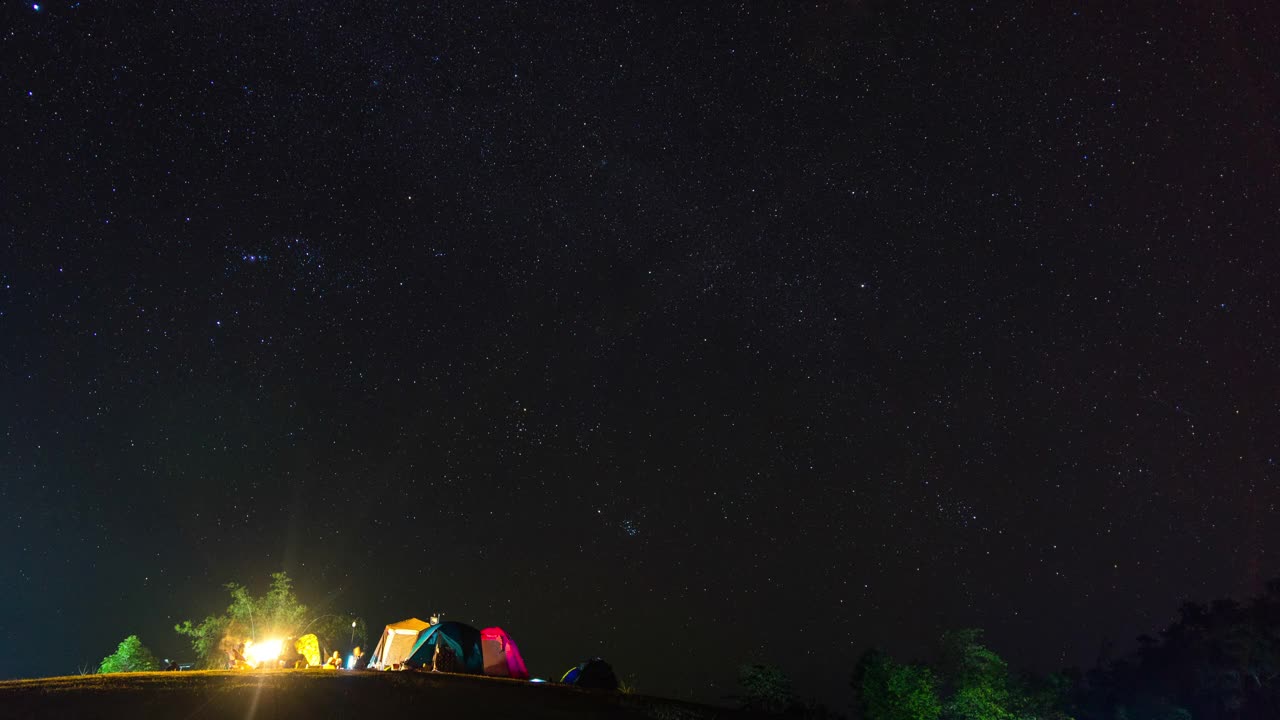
[243,638,284,667]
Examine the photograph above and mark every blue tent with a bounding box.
[406,622,483,673]
[560,658,618,690]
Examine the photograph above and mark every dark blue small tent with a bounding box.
[560,658,618,690]
[407,621,483,673]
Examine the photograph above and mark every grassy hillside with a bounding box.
[0,669,732,720]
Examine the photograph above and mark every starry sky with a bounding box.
[2,0,1278,708]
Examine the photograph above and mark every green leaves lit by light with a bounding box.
[97,635,159,674]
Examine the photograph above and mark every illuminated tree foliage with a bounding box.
[172,615,232,669]
[175,571,309,668]
[853,649,942,720]
[97,635,159,674]
[936,629,1018,720]
[854,631,1057,720]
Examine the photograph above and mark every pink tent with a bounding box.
[480,627,530,679]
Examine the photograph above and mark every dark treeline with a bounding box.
[739,581,1280,719]
[1075,579,1280,720]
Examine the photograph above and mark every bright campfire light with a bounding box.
[244,638,284,667]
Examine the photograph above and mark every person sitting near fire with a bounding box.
[325,650,342,669]
[226,642,249,670]
[351,646,367,670]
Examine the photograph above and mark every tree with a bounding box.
[98,635,159,673]
[937,630,1010,694]
[173,615,231,669]
[255,571,309,635]
[1009,671,1078,720]
[943,685,1016,720]
[936,629,1017,720]
[306,614,368,656]
[738,663,797,714]
[852,631,1069,720]
[175,571,310,668]
[1076,581,1280,720]
[854,649,942,720]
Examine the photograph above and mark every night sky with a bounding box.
[3,0,1278,708]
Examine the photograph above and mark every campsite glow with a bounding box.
[244,638,284,667]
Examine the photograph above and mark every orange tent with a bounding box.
[369,618,432,669]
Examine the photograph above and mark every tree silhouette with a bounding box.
[738,663,797,714]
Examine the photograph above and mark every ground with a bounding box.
[0,669,733,719]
